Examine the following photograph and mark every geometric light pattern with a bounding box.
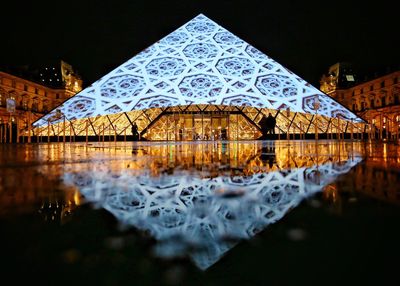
[33,14,363,127]
[62,154,362,270]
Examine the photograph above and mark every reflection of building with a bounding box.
[0,60,82,142]
[321,63,400,138]
[327,143,400,206]
[32,14,363,141]
[63,153,361,270]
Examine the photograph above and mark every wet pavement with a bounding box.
[0,140,399,285]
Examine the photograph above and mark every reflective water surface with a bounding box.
[0,140,399,285]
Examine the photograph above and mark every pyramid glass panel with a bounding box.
[32,14,364,140]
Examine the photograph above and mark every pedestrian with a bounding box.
[131,122,139,141]
[265,113,276,134]
[258,112,276,139]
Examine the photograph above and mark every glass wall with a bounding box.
[146,113,260,141]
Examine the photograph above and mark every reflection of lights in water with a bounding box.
[38,199,78,223]
[323,185,339,203]
[63,156,361,270]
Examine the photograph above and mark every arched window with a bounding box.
[32,97,38,112]
[361,102,366,110]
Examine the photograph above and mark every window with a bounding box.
[22,99,28,110]
[394,77,398,84]
[370,85,373,91]
[32,102,38,112]
[56,94,60,99]
[12,80,16,88]
[381,81,385,88]
[24,85,28,91]
[35,88,38,94]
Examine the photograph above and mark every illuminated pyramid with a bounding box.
[33,14,364,139]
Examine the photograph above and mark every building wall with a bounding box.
[0,71,80,137]
[321,69,400,135]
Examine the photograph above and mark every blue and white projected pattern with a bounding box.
[34,14,362,127]
[63,157,361,270]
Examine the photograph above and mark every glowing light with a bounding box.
[63,153,361,270]
[33,14,362,128]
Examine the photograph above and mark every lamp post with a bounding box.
[312,97,320,140]
[27,111,31,143]
[53,109,65,143]
[6,95,16,143]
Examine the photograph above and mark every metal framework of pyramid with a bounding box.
[32,14,364,137]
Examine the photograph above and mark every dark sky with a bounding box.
[1,0,398,87]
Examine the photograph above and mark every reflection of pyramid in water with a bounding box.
[63,157,362,270]
[34,14,363,127]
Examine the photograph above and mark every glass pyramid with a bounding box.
[33,14,363,127]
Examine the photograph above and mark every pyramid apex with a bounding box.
[192,13,211,20]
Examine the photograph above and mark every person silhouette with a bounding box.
[131,122,139,141]
[265,113,276,135]
[258,113,276,139]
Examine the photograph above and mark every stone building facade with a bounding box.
[321,63,400,138]
[0,61,82,142]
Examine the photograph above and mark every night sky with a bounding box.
[1,0,399,87]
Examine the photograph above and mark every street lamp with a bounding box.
[6,94,16,143]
